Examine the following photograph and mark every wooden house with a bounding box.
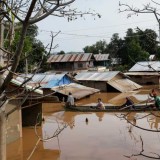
[75,71,142,92]
[47,53,95,72]
[93,54,110,68]
[125,61,160,85]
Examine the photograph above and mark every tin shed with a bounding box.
[93,54,110,67]
[125,61,160,85]
[75,71,142,92]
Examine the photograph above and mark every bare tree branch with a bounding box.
[124,136,160,159]
[27,114,71,160]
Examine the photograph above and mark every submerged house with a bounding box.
[16,73,72,88]
[125,61,160,85]
[16,73,73,95]
[75,71,142,92]
[51,83,100,100]
[6,99,22,144]
[41,73,74,96]
[11,73,73,126]
[47,53,95,72]
[93,54,110,68]
[8,78,43,97]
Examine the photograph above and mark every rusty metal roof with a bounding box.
[75,71,120,81]
[129,61,160,72]
[51,83,99,99]
[94,54,109,61]
[47,53,93,63]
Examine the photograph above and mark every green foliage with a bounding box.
[83,27,155,71]
[108,33,123,58]
[156,47,160,60]
[4,24,47,73]
[112,65,128,72]
[13,31,32,54]
[26,25,38,38]
[83,40,108,54]
[136,28,158,55]
[57,50,65,54]
[118,38,149,69]
[4,29,32,54]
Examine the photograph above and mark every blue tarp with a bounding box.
[15,73,72,89]
[42,75,71,88]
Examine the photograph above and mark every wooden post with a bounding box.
[0,107,6,160]
[0,19,4,66]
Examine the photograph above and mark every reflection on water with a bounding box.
[7,110,160,160]
[7,86,160,160]
[148,112,160,129]
[95,112,105,122]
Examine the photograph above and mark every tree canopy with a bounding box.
[83,28,158,71]
[4,24,47,73]
[83,40,108,54]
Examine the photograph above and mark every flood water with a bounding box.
[7,86,160,160]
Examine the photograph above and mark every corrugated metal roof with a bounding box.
[11,79,43,94]
[107,79,142,92]
[16,73,66,87]
[42,75,71,88]
[47,55,54,63]
[51,83,100,99]
[125,72,160,76]
[47,53,93,63]
[129,61,160,72]
[94,54,109,61]
[75,71,120,81]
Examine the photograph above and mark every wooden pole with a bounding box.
[0,2,6,159]
[0,107,6,160]
[0,19,4,66]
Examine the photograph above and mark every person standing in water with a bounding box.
[66,92,75,107]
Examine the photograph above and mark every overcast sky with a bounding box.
[37,0,158,53]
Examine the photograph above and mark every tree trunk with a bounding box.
[0,70,6,160]
[0,108,6,160]
[0,8,4,66]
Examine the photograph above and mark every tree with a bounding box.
[119,0,160,42]
[118,3,160,157]
[108,33,123,58]
[136,28,158,55]
[0,1,100,159]
[118,28,149,69]
[83,40,108,54]
[57,50,65,55]
[4,24,48,73]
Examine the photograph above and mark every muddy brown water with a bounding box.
[7,86,160,160]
